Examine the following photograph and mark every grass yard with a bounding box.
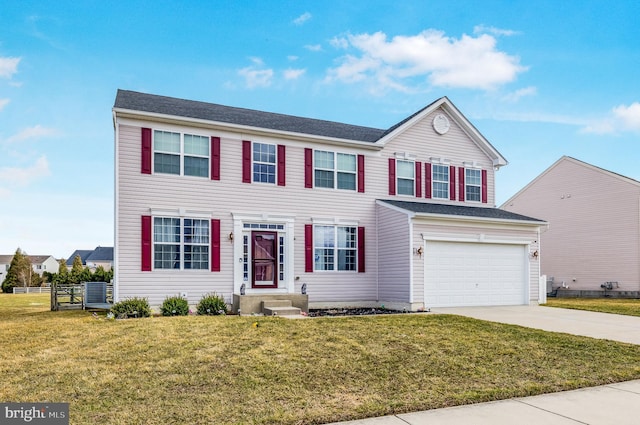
[545,297,640,317]
[2,294,640,425]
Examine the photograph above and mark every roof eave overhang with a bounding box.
[112,107,382,151]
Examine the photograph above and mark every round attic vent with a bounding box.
[432,114,450,135]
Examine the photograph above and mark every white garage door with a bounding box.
[424,241,528,308]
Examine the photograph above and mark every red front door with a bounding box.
[251,231,277,288]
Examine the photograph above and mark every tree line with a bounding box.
[1,248,113,293]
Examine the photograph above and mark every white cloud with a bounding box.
[287,55,299,61]
[238,67,273,88]
[473,25,520,37]
[0,56,21,78]
[283,68,306,80]
[4,125,59,144]
[326,30,527,93]
[293,12,312,26]
[582,102,640,134]
[304,44,322,52]
[502,86,537,102]
[330,36,349,49]
[0,156,51,187]
[0,98,9,111]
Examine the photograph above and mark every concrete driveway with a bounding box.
[430,305,640,345]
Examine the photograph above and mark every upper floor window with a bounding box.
[432,164,449,199]
[154,217,209,270]
[154,130,209,178]
[253,143,276,183]
[465,169,482,202]
[396,160,415,196]
[314,225,357,271]
[314,151,357,190]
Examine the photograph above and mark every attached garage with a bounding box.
[424,241,528,308]
[376,200,547,311]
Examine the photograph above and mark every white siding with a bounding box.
[503,157,640,292]
[376,203,411,302]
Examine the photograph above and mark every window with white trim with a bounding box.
[154,130,209,177]
[153,217,209,269]
[314,225,357,271]
[432,164,449,199]
[314,150,356,190]
[253,142,276,183]
[465,169,482,202]
[396,160,415,196]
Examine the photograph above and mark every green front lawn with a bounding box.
[2,294,640,425]
[544,297,640,317]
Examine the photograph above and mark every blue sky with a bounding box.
[1,1,639,258]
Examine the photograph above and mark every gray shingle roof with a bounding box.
[114,90,386,143]
[66,250,94,266]
[86,246,113,262]
[379,200,546,223]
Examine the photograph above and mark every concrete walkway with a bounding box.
[326,306,640,424]
[326,380,640,425]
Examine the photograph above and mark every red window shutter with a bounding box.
[304,148,313,188]
[358,227,365,273]
[277,144,286,186]
[357,154,365,193]
[141,128,152,174]
[211,219,221,272]
[242,140,251,183]
[388,158,396,195]
[425,163,432,199]
[305,224,313,272]
[211,137,220,180]
[141,215,152,271]
[482,169,488,204]
[449,166,456,200]
[415,161,422,198]
[458,167,465,202]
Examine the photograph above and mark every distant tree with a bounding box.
[79,267,92,283]
[1,248,32,293]
[30,272,43,287]
[69,255,84,284]
[92,265,107,282]
[53,259,69,285]
[42,271,55,284]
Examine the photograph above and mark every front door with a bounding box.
[252,231,277,288]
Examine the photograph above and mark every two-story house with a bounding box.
[113,90,546,313]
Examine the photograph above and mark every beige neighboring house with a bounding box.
[502,156,640,296]
[0,254,59,282]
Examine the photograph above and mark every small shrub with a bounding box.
[197,293,228,315]
[110,297,151,319]
[161,295,189,316]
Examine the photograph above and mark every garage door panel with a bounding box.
[425,241,527,308]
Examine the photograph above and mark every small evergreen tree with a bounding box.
[1,248,32,293]
[69,255,84,284]
[53,259,69,285]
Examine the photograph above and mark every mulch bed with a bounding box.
[307,307,415,317]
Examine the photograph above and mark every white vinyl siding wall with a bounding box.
[376,204,412,302]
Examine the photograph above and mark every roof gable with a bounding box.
[502,156,640,207]
[86,246,114,262]
[374,97,508,167]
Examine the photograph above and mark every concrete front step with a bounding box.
[263,306,302,316]
[262,299,295,309]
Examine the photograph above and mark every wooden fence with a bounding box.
[50,282,113,311]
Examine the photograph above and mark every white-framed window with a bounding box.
[396,160,415,196]
[432,164,449,199]
[314,225,357,271]
[465,168,482,202]
[153,217,209,270]
[154,130,209,177]
[253,142,276,183]
[314,150,356,190]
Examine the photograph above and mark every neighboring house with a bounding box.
[0,255,12,284]
[66,247,114,271]
[502,156,640,296]
[0,254,59,281]
[113,89,546,311]
[86,247,114,271]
